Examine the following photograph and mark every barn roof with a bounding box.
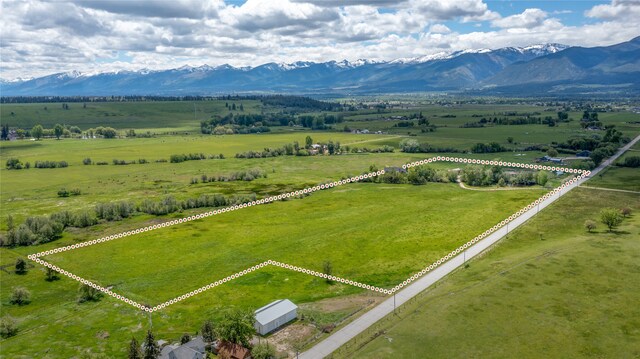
[254,299,297,325]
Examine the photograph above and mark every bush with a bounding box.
[6,158,24,170]
[170,153,206,163]
[252,343,276,359]
[9,287,31,305]
[34,160,68,168]
[0,316,18,338]
[57,188,70,197]
[45,267,59,281]
[83,157,92,165]
[78,284,103,303]
[15,258,27,274]
[621,207,632,217]
[96,161,109,165]
[584,220,597,233]
[50,211,73,227]
[619,156,640,167]
[73,210,98,228]
[95,201,134,221]
[180,333,192,344]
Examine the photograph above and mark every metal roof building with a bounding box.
[254,299,298,335]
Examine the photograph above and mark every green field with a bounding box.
[0,100,264,132]
[1,100,638,357]
[42,183,544,304]
[340,189,640,359]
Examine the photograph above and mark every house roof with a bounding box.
[217,341,250,359]
[254,299,297,326]
[185,336,205,353]
[168,345,201,359]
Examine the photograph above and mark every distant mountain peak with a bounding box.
[3,38,637,96]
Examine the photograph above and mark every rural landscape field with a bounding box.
[1,1,640,358]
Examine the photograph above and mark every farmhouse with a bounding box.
[254,299,298,335]
[159,336,206,359]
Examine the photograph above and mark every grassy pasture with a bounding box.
[42,183,544,304]
[344,188,640,359]
[0,101,637,357]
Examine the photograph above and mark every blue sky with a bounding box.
[1,0,638,80]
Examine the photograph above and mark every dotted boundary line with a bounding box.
[27,156,589,312]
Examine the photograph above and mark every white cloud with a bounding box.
[585,0,640,20]
[429,24,451,34]
[72,0,224,19]
[492,8,548,29]
[1,0,640,80]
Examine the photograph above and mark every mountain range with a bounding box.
[2,36,639,97]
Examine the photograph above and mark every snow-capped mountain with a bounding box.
[2,39,638,96]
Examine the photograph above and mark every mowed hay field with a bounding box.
[42,183,545,304]
[343,188,640,359]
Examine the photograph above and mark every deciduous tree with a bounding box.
[216,310,254,347]
[600,208,623,232]
[54,124,64,139]
[31,124,43,140]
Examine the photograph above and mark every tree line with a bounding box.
[0,192,260,247]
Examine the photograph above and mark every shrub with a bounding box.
[9,287,31,305]
[83,157,92,165]
[96,161,109,165]
[584,220,596,233]
[58,188,70,197]
[50,211,73,227]
[252,343,276,359]
[170,153,206,163]
[620,156,640,168]
[78,284,103,303]
[180,333,192,344]
[323,261,333,283]
[15,258,27,274]
[45,267,59,281]
[621,207,632,217]
[6,158,24,170]
[34,160,68,168]
[73,210,98,228]
[0,316,18,338]
[95,201,134,221]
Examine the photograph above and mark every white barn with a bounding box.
[254,299,298,335]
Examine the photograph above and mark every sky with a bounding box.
[1,0,639,80]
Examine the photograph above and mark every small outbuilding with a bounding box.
[254,299,298,335]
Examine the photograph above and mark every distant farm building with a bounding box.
[539,155,564,164]
[254,299,298,335]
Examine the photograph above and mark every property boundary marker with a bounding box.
[27,156,589,312]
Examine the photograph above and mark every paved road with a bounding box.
[300,134,640,359]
